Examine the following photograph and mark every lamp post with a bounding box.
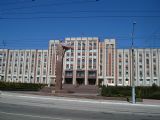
[131,22,136,104]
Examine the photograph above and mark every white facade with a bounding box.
[63,37,99,85]
[103,39,116,86]
[116,49,160,86]
[0,49,49,84]
[0,37,160,86]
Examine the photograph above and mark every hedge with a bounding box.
[0,81,46,91]
[101,84,160,100]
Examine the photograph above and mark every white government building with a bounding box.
[0,37,160,86]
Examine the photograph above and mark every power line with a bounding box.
[0,0,98,13]
[1,15,160,20]
[1,10,160,15]
[0,0,35,6]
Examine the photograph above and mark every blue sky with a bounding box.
[0,0,160,49]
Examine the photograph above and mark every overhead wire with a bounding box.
[0,0,34,6]
[0,1,159,48]
[0,0,98,13]
[1,10,160,15]
[1,15,160,20]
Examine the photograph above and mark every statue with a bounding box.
[55,43,72,92]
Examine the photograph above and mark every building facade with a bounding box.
[0,37,160,86]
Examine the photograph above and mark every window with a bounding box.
[9,70,11,74]
[93,43,96,49]
[89,66,92,69]
[89,59,92,63]
[93,52,96,56]
[38,53,41,57]
[125,59,128,63]
[119,79,122,84]
[146,53,149,57]
[71,42,74,46]
[125,54,128,58]
[77,65,80,69]
[139,54,142,57]
[14,64,17,67]
[71,52,74,56]
[37,70,40,75]
[44,63,47,67]
[43,70,46,75]
[77,59,80,64]
[78,42,81,46]
[146,59,149,64]
[78,46,81,50]
[147,71,150,77]
[37,77,39,82]
[93,65,96,69]
[67,53,70,56]
[153,65,156,70]
[82,58,85,62]
[139,71,143,77]
[154,72,157,77]
[93,59,96,63]
[77,53,81,56]
[125,65,128,70]
[82,65,85,69]
[139,65,142,69]
[119,72,122,77]
[27,52,29,56]
[139,58,142,63]
[153,59,156,63]
[43,77,46,83]
[153,52,156,56]
[70,64,73,69]
[126,72,128,75]
[66,58,69,61]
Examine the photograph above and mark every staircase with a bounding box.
[40,84,99,95]
[62,84,99,94]
[40,86,55,93]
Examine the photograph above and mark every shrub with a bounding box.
[0,81,45,91]
[148,92,160,100]
[101,85,160,100]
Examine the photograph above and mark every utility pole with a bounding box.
[131,22,136,104]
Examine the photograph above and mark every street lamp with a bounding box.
[131,22,136,104]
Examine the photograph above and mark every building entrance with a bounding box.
[65,78,73,84]
[76,78,84,85]
[88,79,96,85]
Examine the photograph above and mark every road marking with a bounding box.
[0,111,72,120]
[2,92,160,108]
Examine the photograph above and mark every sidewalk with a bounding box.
[2,90,160,106]
[142,99,160,105]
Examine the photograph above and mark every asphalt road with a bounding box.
[0,92,160,120]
